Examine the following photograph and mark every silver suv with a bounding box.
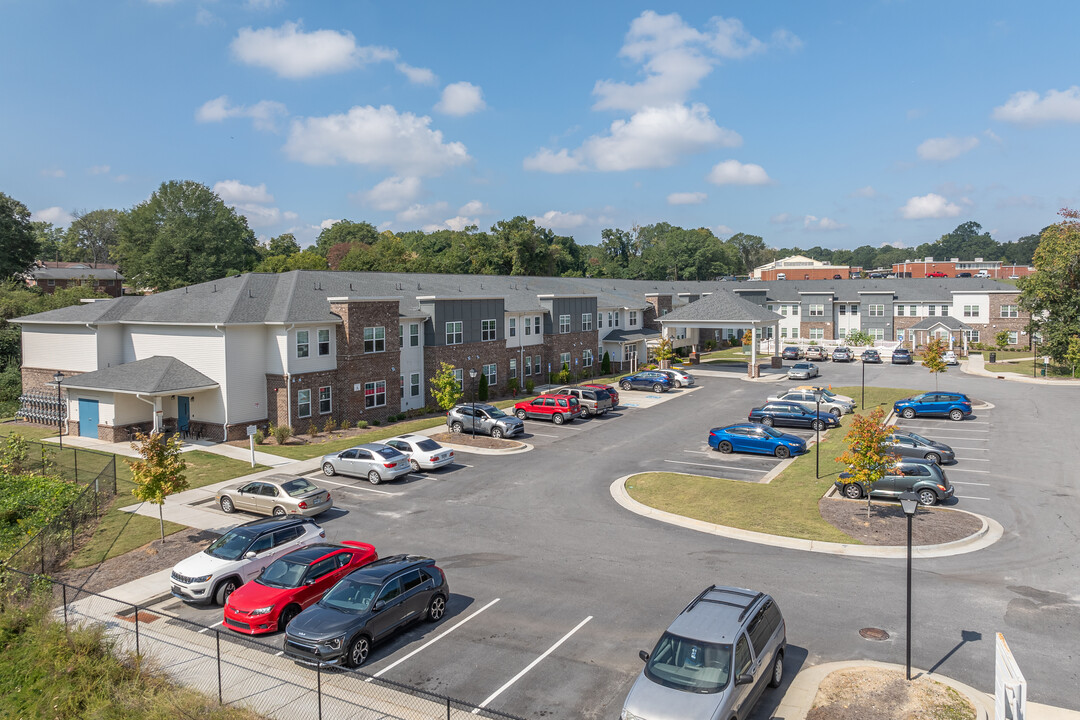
[552,386,614,417]
[622,586,786,720]
[446,403,524,438]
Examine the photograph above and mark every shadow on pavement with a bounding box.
[747,644,809,720]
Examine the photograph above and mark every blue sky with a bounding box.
[4,1,1079,251]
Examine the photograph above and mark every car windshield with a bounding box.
[204,528,257,561]
[375,447,401,459]
[416,439,441,452]
[643,632,732,694]
[817,389,836,399]
[903,431,931,444]
[486,408,508,418]
[320,579,380,613]
[281,478,318,497]
[793,364,811,370]
[759,425,784,438]
[257,557,309,589]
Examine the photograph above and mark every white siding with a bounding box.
[96,324,124,368]
[286,324,338,374]
[265,328,288,375]
[509,313,544,348]
[399,321,425,412]
[950,294,990,321]
[124,325,227,423]
[68,390,115,426]
[113,393,149,426]
[22,325,97,371]
[226,326,269,424]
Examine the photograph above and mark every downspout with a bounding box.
[284,324,294,430]
[215,325,228,441]
[135,393,157,432]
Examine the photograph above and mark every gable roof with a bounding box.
[59,356,219,395]
[602,328,660,344]
[907,316,973,331]
[659,290,783,324]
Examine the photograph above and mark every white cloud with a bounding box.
[87,165,111,175]
[32,206,74,226]
[983,128,1003,144]
[231,22,388,78]
[361,176,423,211]
[196,95,288,131]
[443,216,478,231]
[213,180,274,204]
[770,213,795,224]
[995,195,1042,210]
[993,86,1080,124]
[880,240,907,249]
[667,192,707,205]
[899,193,962,220]
[714,224,734,236]
[850,185,877,198]
[458,200,489,215]
[232,203,283,227]
[285,105,470,176]
[705,16,766,58]
[245,0,284,9]
[803,215,845,231]
[397,202,448,224]
[283,211,298,221]
[707,159,770,185]
[320,219,341,230]
[396,63,437,85]
[522,148,585,173]
[530,210,589,230]
[435,82,486,116]
[40,168,65,178]
[917,135,979,161]
[195,8,220,26]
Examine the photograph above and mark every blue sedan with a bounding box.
[618,371,672,393]
[893,392,972,421]
[748,401,841,431]
[709,423,808,459]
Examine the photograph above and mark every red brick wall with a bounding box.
[762,268,849,281]
[985,294,1029,347]
[801,321,834,339]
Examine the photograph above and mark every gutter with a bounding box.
[216,325,227,440]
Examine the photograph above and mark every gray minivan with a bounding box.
[622,586,785,720]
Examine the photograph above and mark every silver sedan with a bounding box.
[787,362,819,380]
[216,474,332,517]
[321,443,412,485]
[381,434,455,471]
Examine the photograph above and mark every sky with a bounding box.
[3,1,1079,252]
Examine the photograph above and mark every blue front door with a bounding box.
[177,396,190,431]
[78,399,99,438]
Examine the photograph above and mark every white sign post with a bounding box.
[246,425,258,467]
[995,632,1026,720]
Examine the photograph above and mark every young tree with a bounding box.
[1065,336,1080,377]
[601,351,611,375]
[922,336,948,390]
[0,192,40,279]
[846,330,873,347]
[835,408,898,518]
[428,361,464,412]
[995,330,1012,352]
[477,373,489,401]
[128,431,188,543]
[654,337,675,369]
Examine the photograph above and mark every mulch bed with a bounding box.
[807,667,975,720]
[819,497,983,546]
[428,432,523,450]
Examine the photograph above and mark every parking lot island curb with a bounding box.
[610,475,1004,559]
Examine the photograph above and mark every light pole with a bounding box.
[861,353,866,409]
[1033,335,1037,379]
[468,368,477,435]
[814,390,821,479]
[53,371,64,450]
[899,490,919,681]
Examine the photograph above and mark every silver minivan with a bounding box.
[622,586,785,720]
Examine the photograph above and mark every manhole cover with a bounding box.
[859,627,890,641]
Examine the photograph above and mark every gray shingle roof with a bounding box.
[907,316,972,331]
[30,267,124,280]
[602,328,661,343]
[660,290,783,324]
[59,356,219,394]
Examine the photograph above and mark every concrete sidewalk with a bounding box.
[185,438,293,467]
[963,353,1080,386]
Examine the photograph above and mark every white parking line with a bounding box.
[954,457,990,462]
[684,450,780,462]
[899,426,988,432]
[946,446,989,450]
[199,620,224,634]
[956,495,991,500]
[275,650,284,656]
[947,467,991,474]
[527,432,559,438]
[473,616,593,712]
[951,481,991,486]
[314,478,399,496]
[664,460,769,474]
[369,598,500,680]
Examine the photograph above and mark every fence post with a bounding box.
[216,630,223,705]
[112,455,117,494]
[70,506,76,552]
[317,661,323,720]
[74,449,78,483]
[62,584,68,640]
[134,604,140,657]
[39,533,45,575]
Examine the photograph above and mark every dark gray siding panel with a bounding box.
[544,297,598,334]
[423,299,505,346]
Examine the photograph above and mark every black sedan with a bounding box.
[748,401,841,431]
[891,348,913,364]
[861,349,882,363]
[781,346,802,361]
[886,430,955,464]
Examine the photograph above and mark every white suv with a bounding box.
[656,368,695,388]
[170,516,325,605]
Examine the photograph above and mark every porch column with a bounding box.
[749,325,758,378]
[153,397,164,433]
[774,322,781,357]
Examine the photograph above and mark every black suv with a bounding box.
[891,348,913,364]
[283,555,449,668]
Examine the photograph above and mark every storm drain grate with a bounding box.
[859,627,890,641]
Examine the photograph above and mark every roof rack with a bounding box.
[738,592,765,622]
[685,586,766,619]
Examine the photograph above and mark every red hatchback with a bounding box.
[223,541,377,635]
[582,383,619,407]
[513,394,582,424]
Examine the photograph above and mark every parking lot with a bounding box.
[150,363,1079,717]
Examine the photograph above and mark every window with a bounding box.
[445,321,463,345]
[453,368,463,388]
[870,328,884,341]
[869,304,885,317]
[318,386,332,414]
[533,355,542,376]
[410,373,420,396]
[838,304,847,315]
[483,363,497,386]
[399,325,403,346]
[809,328,824,340]
[896,305,905,316]
[964,305,979,318]
[559,314,571,334]
[838,327,847,338]
[318,329,331,356]
[909,305,917,316]
[559,352,570,369]
[780,305,788,316]
[410,323,419,347]
[296,330,309,358]
[509,358,518,379]
[629,311,638,326]
[583,349,593,367]
[963,329,980,343]
[614,312,621,327]
[597,312,603,329]
[509,318,516,337]
[928,305,936,316]
[748,602,777,656]
[533,317,541,335]
[780,327,788,338]
[364,381,386,408]
[809,304,824,317]
[607,312,613,327]
[482,318,497,342]
[297,389,311,418]
[582,313,593,332]
[896,330,905,342]
[1001,305,1019,318]
[364,326,385,353]
[523,357,531,376]
[1008,331,1019,345]
[524,317,531,336]
[734,635,752,677]
[850,304,859,315]
[941,305,949,316]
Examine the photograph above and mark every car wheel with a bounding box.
[768,652,784,688]
[830,407,842,417]
[949,409,964,421]
[843,483,863,500]
[409,459,421,472]
[322,462,336,477]
[552,413,564,425]
[673,380,682,388]
[918,489,938,506]
[214,578,239,606]
[901,408,916,419]
[718,440,733,454]
[272,505,287,517]
[924,452,942,464]
[620,381,632,390]
[367,470,382,485]
[427,594,446,622]
[761,417,774,427]
[346,635,371,668]
[774,446,790,459]
[219,496,234,513]
[490,426,504,439]
[812,419,824,431]
[278,605,300,631]
[652,383,664,392]
[451,421,464,433]
[581,407,592,418]
[515,409,527,419]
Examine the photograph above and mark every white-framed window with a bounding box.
[364,326,385,353]
[928,305,936,316]
[296,330,309,358]
[509,318,516,337]
[940,305,949,316]
[509,358,518,379]
[869,304,884,317]
[524,317,531,336]
[364,380,386,408]
[446,321,463,345]
[483,363,497,386]
[963,329,980,343]
[676,327,687,340]
[583,349,593,367]
[318,386,332,414]
[597,312,603,329]
[533,354,542,376]
[559,314,571,334]
[869,328,884,341]
[453,368,463,389]
[839,304,847,315]
[410,323,419,346]
[964,305,979,318]
[809,304,824,317]
[482,318,497,342]
[1008,331,1019,344]
[582,313,593,332]
[607,311,613,327]
[399,325,403,346]
[1001,305,1019,318]
[534,316,541,335]
[850,304,859,315]
[896,305,905,316]
[523,357,531,377]
[780,327,788,338]
[559,352,570,368]
[780,306,788,316]
[410,373,420,396]
[909,305,917,316]
[614,312,621,327]
[838,327,847,338]
[297,389,311,418]
[318,329,331,356]
[629,310,638,326]
[896,330,905,342]
[809,328,824,340]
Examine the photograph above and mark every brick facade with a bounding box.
[985,294,1029,347]
[802,321,834,339]
[424,341,521,401]
[545,329,601,380]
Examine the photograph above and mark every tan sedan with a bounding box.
[217,474,332,518]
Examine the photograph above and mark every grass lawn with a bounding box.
[984,358,1077,378]
[0,423,60,441]
[699,346,752,363]
[625,386,916,543]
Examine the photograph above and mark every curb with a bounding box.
[611,474,1003,558]
[433,440,534,456]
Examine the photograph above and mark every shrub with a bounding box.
[356,420,368,430]
[253,430,265,445]
[704,339,716,351]
[507,377,520,396]
[600,351,611,375]
[525,379,535,394]
[477,373,489,402]
[273,424,292,445]
[307,421,318,437]
[323,417,336,434]
[371,419,380,426]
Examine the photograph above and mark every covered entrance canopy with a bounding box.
[658,291,784,377]
[906,316,973,354]
[601,328,660,372]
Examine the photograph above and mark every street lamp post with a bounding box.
[815,390,821,479]
[53,371,64,450]
[861,354,866,409]
[468,368,478,435]
[1033,336,1037,379]
[899,490,919,681]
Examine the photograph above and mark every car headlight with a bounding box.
[323,634,345,650]
[250,605,275,616]
[191,574,212,584]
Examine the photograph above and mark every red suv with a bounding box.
[513,394,582,424]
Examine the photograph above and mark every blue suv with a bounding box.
[619,371,672,393]
[893,392,972,421]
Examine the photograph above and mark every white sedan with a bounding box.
[943,351,959,365]
[382,434,455,472]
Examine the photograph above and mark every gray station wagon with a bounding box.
[552,386,614,417]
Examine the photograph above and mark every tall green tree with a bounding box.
[116,181,258,290]
[31,221,64,263]
[0,192,39,279]
[727,233,767,275]
[267,232,301,257]
[62,208,121,266]
[313,220,379,257]
[1018,209,1080,363]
